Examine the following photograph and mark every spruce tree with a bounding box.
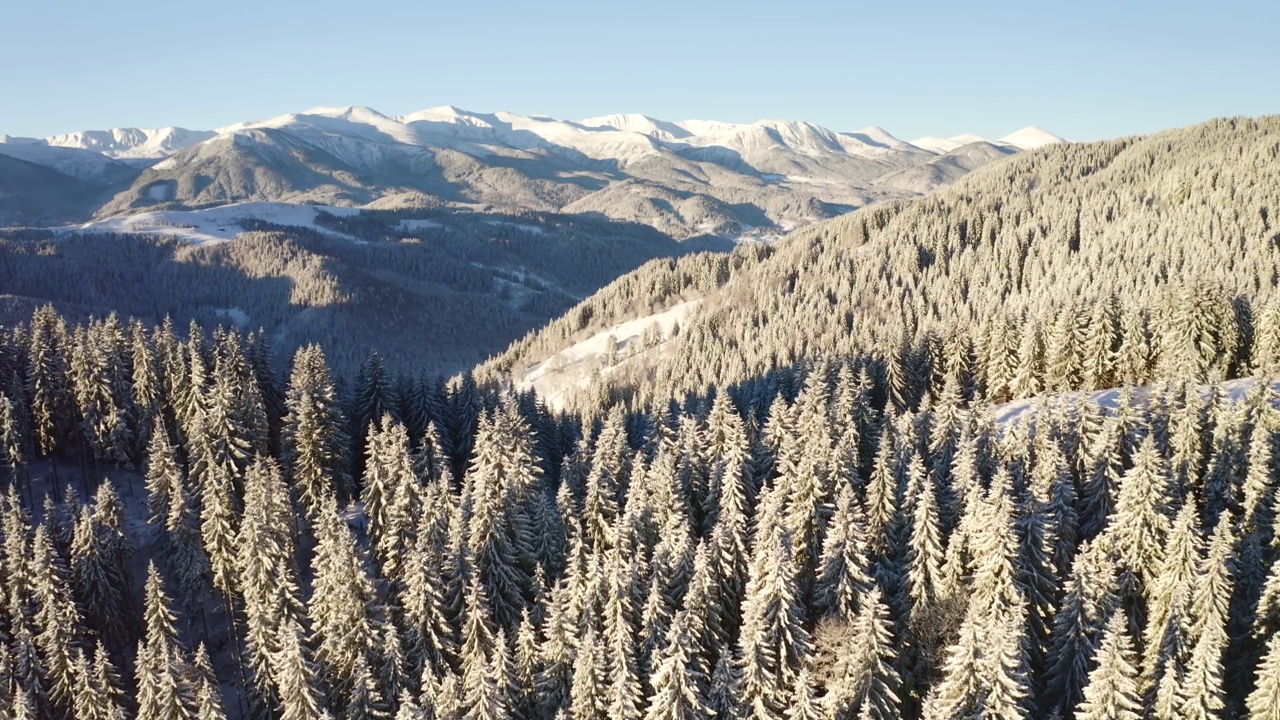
[1075,613,1143,720]
[283,344,352,515]
[273,616,328,720]
[737,487,810,720]
[1248,631,1280,719]
[645,610,712,720]
[309,496,380,707]
[30,524,80,715]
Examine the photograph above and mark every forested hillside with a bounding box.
[484,116,1280,414]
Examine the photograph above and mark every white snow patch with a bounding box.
[992,376,1278,427]
[56,201,363,245]
[483,220,547,236]
[518,300,701,410]
[214,308,250,327]
[399,218,443,231]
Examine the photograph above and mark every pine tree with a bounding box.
[283,344,352,515]
[926,604,987,719]
[815,486,872,622]
[512,607,542,720]
[822,587,901,720]
[395,690,427,720]
[145,428,184,529]
[906,452,945,618]
[583,406,629,552]
[1105,435,1173,588]
[570,626,608,720]
[92,641,128,720]
[604,549,644,720]
[464,405,541,628]
[192,644,227,720]
[273,616,328,720]
[130,319,162,460]
[738,487,810,720]
[1045,542,1117,717]
[1075,613,1143,720]
[27,305,73,467]
[1143,502,1202,692]
[788,666,822,720]
[645,610,712,720]
[309,496,380,706]
[1173,515,1234,720]
[195,433,238,598]
[72,649,101,720]
[238,456,305,698]
[401,491,458,680]
[1248,631,1280,719]
[0,391,26,484]
[367,417,420,584]
[344,653,390,720]
[70,493,134,655]
[30,524,80,715]
[135,563,194,720]
[11,687,35,720]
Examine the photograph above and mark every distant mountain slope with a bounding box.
[1,105,1062,237]
[480,115,1280,411]
[0,154,124,226]
[0,138,139,183]
[874,141,1017,193]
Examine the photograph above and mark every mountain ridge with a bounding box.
[6,106,1063,159]
[0,105,1065,238]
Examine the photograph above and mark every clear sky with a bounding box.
[2,0,1276,142]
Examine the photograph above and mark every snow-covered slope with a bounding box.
[518,300,702,410]
[910,136,965,153]
[998,126,1068,150]
[44,127,216,159]
[62,201,363,245]
[0,136,136,182]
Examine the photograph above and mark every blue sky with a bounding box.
[2,0,1276,142]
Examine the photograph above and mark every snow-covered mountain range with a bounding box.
[0,105,1065,236]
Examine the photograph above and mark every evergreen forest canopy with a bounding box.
[1,115,1280,720]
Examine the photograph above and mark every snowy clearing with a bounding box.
[483,219,547,235]
[518,300,701,410]
[992,376,1278,427]
[214,308,250,328]
[57,202,364,245]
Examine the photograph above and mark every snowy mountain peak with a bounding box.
[577,113,692,140]
[399,106,486,124]
[910,136,963,153]
[41,127,214,159]
[844,126,917,151]
[999,126,1067,150]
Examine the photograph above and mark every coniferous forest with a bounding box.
[5,116,1280,720]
